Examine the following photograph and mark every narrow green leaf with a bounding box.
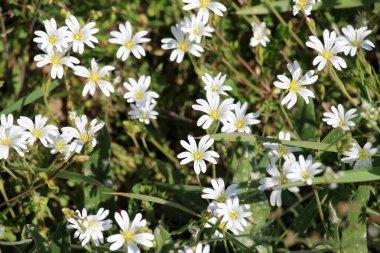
[341,185,370,253]
[107,192,200,217]
[50,223,71,253]
[0,80,60,114]
[274,167,380,189]
[295,99,317,140]
[9,166,103,187]
[237,0,376,15]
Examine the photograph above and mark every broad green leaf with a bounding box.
[154,225,174,252]
[83,128,114,211]
[0,80,60,114]
[321,128,345,144]
[341,185,370,253]
[9,166,103,187]
[295,99,317,140]
[50,223,71,253]
[237,0,376,15]
[27,224,50,253]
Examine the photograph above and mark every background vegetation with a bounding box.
[0,0,380,252]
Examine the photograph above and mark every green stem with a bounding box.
[313,187,329,237]
[1,164,17,180]
[148,136,179,166]
[328,66,357,106]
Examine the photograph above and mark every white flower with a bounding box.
[221,101,260,133]
[192,93,235,129]
[61,115,104,153]
[274,61,318,109]
[205,216,235,237]
[67,208,113,246]
[34,48,79,79]
[216,197,251,232]
[250,22,270,48]
[128,101,158,125]
[202,178,240,202]
[0,114,15,129]
[181,14,214,43]
[107,211,154,252]
[341,141,377,169]
[263,131,301,160]
[49,134,72,159]
[109,21,150,61]
[0,125,27,159]
[202,72,232,96]
[33,18,70,52]
[65,15,99,54]
[177,135,219,174]
[293,0,315,16]
[74,58,115,97]
[161,25,204,63]
[259,157,299,207]
[336,25,375,56]
[322,104,357,131]
[123,75,159,106]
[306,29,346,71]
[287,155,323,185]
[182,0,227,22]
[17,115,58,147]
[179,243,210,253]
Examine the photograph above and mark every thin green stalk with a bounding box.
[313,187,329,237]
[1,164,17,180]
[148,136,179,166]
[263,0,305,48]
[328,66,357,106]
[0,179,15,218]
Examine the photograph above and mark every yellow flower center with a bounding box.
[80,134,89,143]
[352,40,361,47]
[48,35,58,44]
[89,73,99,83]
[193,150,203,161]
[178,42,188,52]
[1,138,11,146]
[235,120,245,129]
[281,175,288,184]
[55,141,65,151]
[135,91,144,100]
[358,150,369,160]
[209,110,220,121]
[140,114,148,119]
[50,55,61,65]
[192,28,201,36]
[296,0,307,9]
[277,147,287,157]
[32,129,42,138]
[321,50,333,60]
[229,210,238,220]
[121,230,135,242]
[73,32,83,41]
[210,86,218,92]
[124,40,134,49]
[339,119,346,127]
[199,0,210,8]
[302,171,311,180]
[87,220,96,230]
[219,221,227,229]
[216,194,226,203]
[289,80,299,92]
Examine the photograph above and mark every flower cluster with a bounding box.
[161,0,227,63]
[66,208,154,252]
[124,75,159,125]
[177,73,260,174]
[202,178,251,236]
[0,114,102,160]
[260,132,322,206]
